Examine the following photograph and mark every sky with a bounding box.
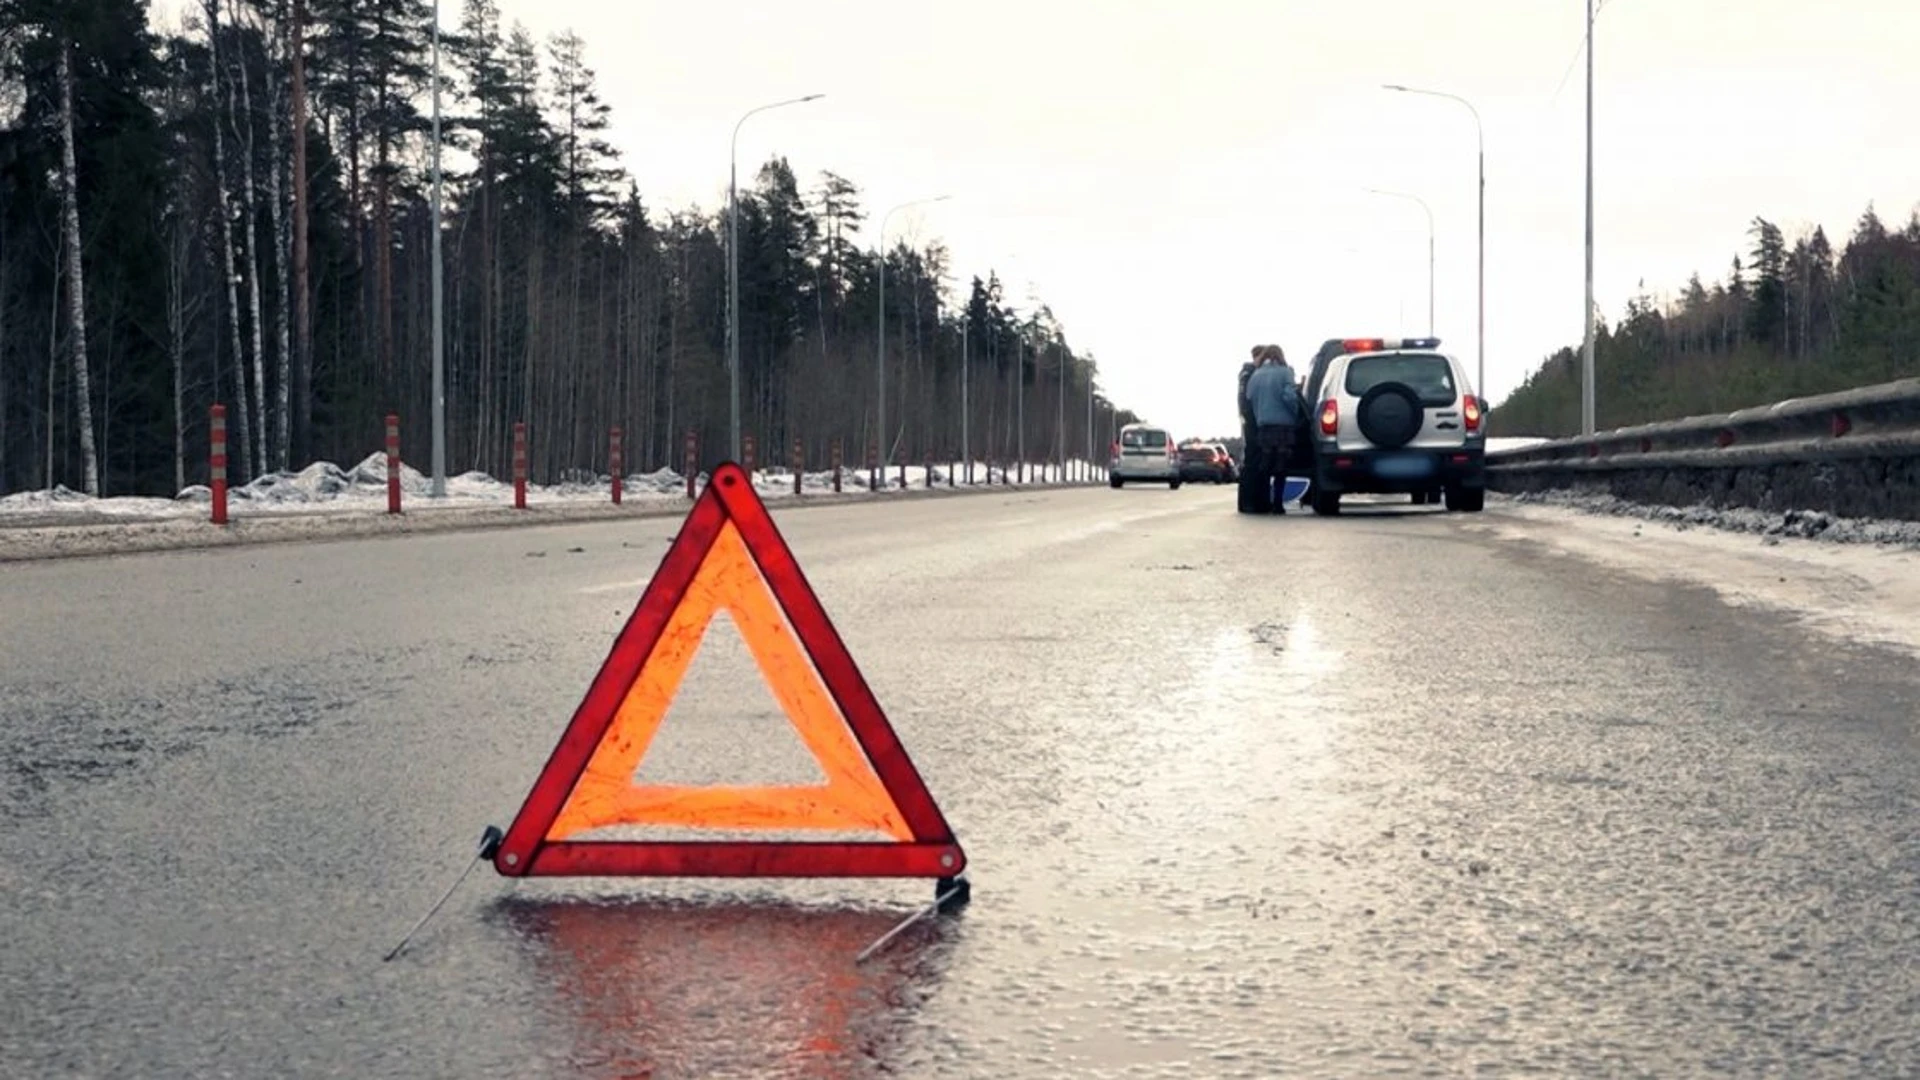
[151,0,1920,441]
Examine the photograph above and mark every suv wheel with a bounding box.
[1444,485,1485,513]
[1356,382,1424,449]
[1109,475,1123,489]
[1310,490,1341,516]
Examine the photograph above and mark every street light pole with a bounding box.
[1383,84,1484,399]
[875,195,949,473]
[1363,186,1435,336]
[728,94,823,463]
[960,316,969,481]
[1085,366,1094,480]
[1582,0,1597,435]
[429,0,445,497]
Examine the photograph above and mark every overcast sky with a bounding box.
[154,0,1920,439]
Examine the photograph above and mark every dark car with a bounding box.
[1178,443,1235,483]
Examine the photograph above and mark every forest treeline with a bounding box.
[1494,204,1920,435]
[0,0,1136,496]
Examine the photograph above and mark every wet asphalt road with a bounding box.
[3,485,1918,1078]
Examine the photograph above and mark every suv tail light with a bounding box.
[1318,399,1338,436]
[1463,395,1482,432]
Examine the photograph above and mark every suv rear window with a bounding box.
[1343,354,1456,407]
[1121,428,1168,449]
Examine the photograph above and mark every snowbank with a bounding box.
[0,455,1096,561]
[1502,489,1920,549]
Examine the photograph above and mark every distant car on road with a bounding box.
[1302,337,1486,515]
[1177,442,1235,483]
[1109,423,1182,488]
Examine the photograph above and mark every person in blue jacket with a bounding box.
[1242,345,1305,514]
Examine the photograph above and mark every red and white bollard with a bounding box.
[209,404,229,525]
[831,439,843,494]
[610,426,624,505]
[385,413,401,514]
[683,428,698,499]
[867,441,878,492]
[513,422,528,510]
[792,436,804,497]
[743,434,757,481]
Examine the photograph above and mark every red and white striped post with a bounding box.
[683,428,698,499]
[385,413,402,514]
[743,434,757,480]
[791,436,803,496]
[867,441,878,491]
[609,426,624,505]
[511,422,528,509]
[831,439,843,493]
[209,404,229,525]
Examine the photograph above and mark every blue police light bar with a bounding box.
[1397,337,1442,349]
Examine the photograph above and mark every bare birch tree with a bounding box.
[203,0,253,483]
[230,18,269,475]
[56,39,100,496]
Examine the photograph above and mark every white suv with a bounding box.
[1108,423,1182,488]
[1304,338,1486,515]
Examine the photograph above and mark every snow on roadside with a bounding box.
[0,455,1086,561]
[1502,489,1920,549]
[0,453,1046,525]
[1482,493,1920,660]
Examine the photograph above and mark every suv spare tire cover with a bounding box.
[1356,382,1423,449]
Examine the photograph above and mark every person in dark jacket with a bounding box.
[1243,345,1305,514]
[1237,345,1260,446]
[1236,346,1265,513]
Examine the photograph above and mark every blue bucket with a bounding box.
[1280,477,1310,503]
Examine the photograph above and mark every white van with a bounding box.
[1108,424,1182,488]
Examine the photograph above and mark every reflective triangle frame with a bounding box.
[493,462,967,879]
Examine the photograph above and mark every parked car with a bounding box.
[1109,424,1182,488]
[1178,442,1235,483]
[1301,337,1486,515]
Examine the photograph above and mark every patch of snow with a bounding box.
[0,456,1094,560]
[1503,489,1920,549]
[1485,436,1550,454]
[1481,493,1920,659]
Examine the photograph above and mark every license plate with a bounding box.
[1373,453,1435,480]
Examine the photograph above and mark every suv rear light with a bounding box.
[1318,399,1338,436]
[1463,394,1482,432]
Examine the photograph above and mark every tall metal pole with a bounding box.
[1383,85,1485,396]
[728,94,823,463]
[1055,342,1065,476]
[875,195,949,472]
[1363,187,1435,337]
[1016,336,1025,477]
[1582,0,1597,435]
[960,316,969,477]
[1085,366,1093,477]
[429,0,445,497]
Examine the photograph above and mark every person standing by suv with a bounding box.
[1237,344,1261,451]
[1241,346,1305,514]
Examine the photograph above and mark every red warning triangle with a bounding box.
[493,462,966,880]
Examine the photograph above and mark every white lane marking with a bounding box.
[579,576,652,595]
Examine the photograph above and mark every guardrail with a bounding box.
[1486,377,1920,520]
